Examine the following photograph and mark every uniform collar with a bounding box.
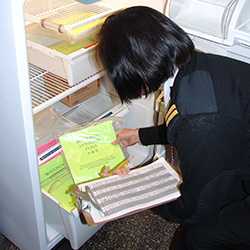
[164,68,179,105]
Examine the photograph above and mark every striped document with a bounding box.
[82,158,181,222]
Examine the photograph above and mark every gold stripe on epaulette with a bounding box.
[165,104,179,126]
[165,104,176,121]
[166,109,178,126]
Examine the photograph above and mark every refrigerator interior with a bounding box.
[24,0,155,249]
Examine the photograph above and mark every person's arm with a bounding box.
[138,123,168,145]
[114,123,168,147]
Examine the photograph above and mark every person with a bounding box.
[97,6,250,250]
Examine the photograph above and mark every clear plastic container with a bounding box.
[169,0,238,40]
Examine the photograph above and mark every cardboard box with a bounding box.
[62,80,100,107]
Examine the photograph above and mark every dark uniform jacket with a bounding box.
[138,51,250,243]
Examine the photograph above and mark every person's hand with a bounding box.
[100,165,129,177]
[113,128,140,147]
[100,160,129,177]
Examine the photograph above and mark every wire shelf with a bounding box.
[29,64,104,114]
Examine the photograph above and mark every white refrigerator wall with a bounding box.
[0,0,47,250]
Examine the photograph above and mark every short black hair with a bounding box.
[98,6,194,102]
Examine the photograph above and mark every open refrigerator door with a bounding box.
[227,1,250,60]
[168,0,250,63]
[169,0,239,45]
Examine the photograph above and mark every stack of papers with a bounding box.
[78,157,181,224]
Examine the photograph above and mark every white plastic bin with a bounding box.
[42,194,102,250]
[25,0,120,86]
[26,36,102,86]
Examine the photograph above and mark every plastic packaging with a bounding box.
[59,119,128,184]
[33,107,78,146]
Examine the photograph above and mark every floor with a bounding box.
[0,210,178,250]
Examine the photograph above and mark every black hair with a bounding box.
[97,6,194,102]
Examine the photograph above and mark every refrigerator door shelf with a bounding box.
[168,0,246,46]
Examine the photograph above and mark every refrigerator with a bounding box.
[1,0,250,249]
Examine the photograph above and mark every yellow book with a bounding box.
[59,120,126,184]
[39,154,76,212]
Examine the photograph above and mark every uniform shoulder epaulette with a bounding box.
[175,70,218,115]
[165,104,179,126]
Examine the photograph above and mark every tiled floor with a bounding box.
[1,210,178,250]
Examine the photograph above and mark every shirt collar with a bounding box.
[164,68,179,104]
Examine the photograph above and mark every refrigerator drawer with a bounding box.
[27,39,102,87]
[42,194,102,250]
[25,1,118,86]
